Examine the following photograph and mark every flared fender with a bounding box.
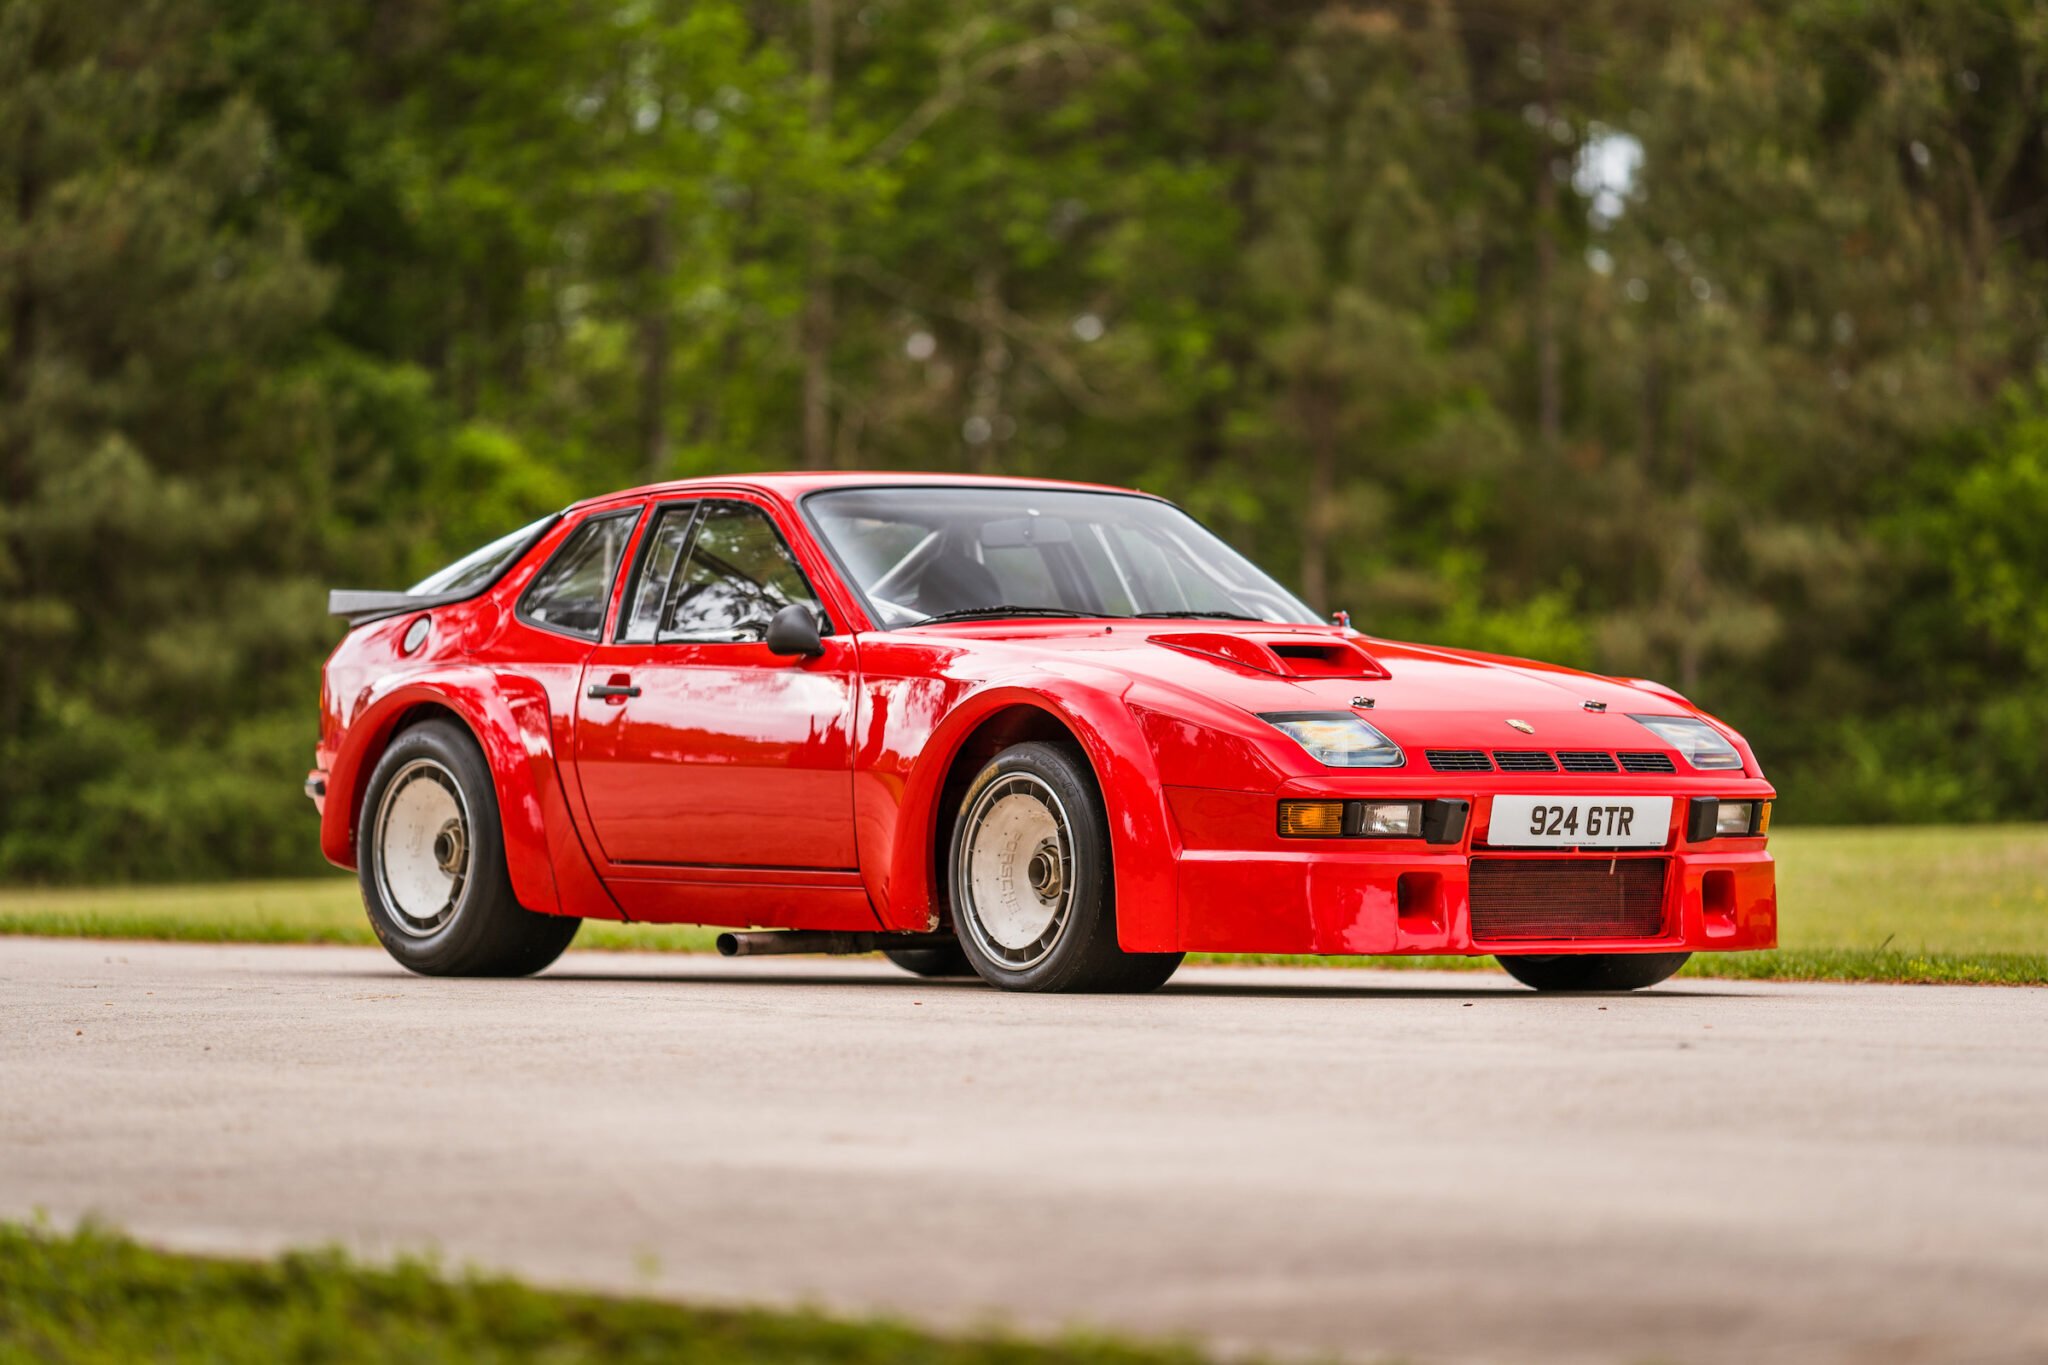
[867,680,1182,953]
[318,670,621,921]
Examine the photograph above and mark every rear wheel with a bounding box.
[1496,952,1690,992]
[358,719,580,977]
[947,741,1183,994]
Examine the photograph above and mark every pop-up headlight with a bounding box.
[1628,714,1744,770]
[1259,712,1405,768]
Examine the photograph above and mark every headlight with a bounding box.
[1687,797,1771,841]
[1628,714,1744,770]
[1277,799,1436,839]
[1260,712,1405,768]
[1715,801,1757,836]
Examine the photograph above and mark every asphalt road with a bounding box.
[4,938,2046,1364]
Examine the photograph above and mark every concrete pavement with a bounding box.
[3,937,2046,1363]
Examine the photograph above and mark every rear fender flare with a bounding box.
[320,671,562,917]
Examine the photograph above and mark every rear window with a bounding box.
[408,515,558,596]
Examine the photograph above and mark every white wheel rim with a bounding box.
[373,758,471,937]
[957,774,1074,969]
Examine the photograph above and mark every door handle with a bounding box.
[587,683,641,700]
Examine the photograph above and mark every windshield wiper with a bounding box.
[1131,610,1264,621]
[909,605,1102,626]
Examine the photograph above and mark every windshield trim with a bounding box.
[796,483,1316,631]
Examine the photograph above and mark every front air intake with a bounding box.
[1469,859,1668,942]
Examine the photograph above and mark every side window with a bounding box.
[617,504,696,644]
[660,501,821,644]
[517,510,639,639]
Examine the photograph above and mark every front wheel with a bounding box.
[947,741,1183,994]
[1496,952,1691,992]
[357,718,580,977]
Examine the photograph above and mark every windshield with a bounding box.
[806,487,1320,627]
[407,514,558,596]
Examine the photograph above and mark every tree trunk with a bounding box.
[1301,382,1336,613]
[801,0,834,470]
[1533,26,1562,447]
[967,265,1009,473]
[638,191,673,478]
[1675,411,1704,697]
[2,108,42,742]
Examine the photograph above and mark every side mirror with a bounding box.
[765,603,825,658]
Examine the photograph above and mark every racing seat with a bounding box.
[912,550,1003,617]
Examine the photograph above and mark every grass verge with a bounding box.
[2,824,2043,985]
[1,1221,1208,1365]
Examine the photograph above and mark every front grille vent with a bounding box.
[1430,748,1683,775]
[1469,859,1668,942]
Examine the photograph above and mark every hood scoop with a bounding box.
[1151,631,1391,680]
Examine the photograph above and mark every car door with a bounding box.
[571,496,858,871]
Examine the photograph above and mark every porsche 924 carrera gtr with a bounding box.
[311,473,1775,993]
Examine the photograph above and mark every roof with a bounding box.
[566,469,1158,514]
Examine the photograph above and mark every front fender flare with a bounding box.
[891,680,1181,954]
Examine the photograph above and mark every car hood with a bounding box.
[900,620,1704,751]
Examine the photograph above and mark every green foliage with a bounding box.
[0,1221,1211,1364]
[5,0,2048,880]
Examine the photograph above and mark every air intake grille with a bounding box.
[1557,750,1621,773]
[1469,859,1668,942]
[1493,750,1558,773]
[1618,751,1677,774]
[1426,749,1493,773]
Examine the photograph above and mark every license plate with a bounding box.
[1487,795,1672,848]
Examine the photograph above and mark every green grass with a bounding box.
[0,878,722,953]
[2,824,2044,985]
[0,1221,1215,1365]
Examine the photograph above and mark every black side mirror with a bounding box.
[765,603,825,658]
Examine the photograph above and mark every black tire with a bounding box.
[946,740,1183,994]
[1496,952,1691,992]
[882,942,976,978]
[356,718,580,977]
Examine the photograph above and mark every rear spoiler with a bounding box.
[327,589,473,627]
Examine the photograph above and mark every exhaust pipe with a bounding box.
[715,930,955,958]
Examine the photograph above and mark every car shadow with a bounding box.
[484,964,1753,1001]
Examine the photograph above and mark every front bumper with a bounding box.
[1167,785,1776,956]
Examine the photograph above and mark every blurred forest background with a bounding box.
[3,0,2047,881]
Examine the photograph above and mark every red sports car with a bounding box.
[311,473,1775,993]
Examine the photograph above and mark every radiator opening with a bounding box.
[1469,858,1668,943]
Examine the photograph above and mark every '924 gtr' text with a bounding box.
[1529,804,1634,839]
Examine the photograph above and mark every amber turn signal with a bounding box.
[1277,800,1345,838]
[1758,800,1773,835]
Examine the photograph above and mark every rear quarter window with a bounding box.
[517,510,641,639]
